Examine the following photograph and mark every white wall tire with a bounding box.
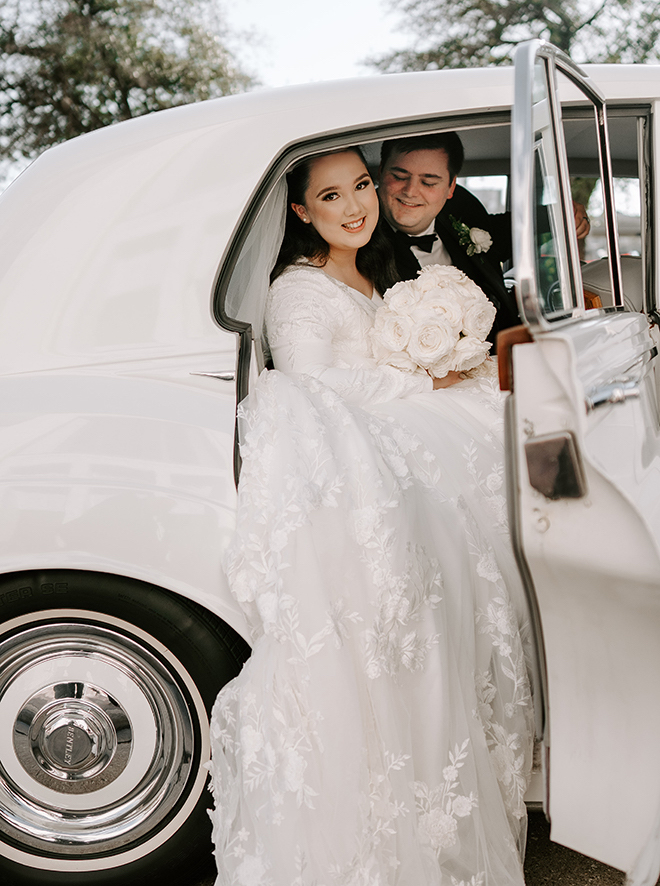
[0,570,250,885]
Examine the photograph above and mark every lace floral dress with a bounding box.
[208,265,535,886]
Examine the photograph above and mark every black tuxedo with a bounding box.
[382,185,520,344]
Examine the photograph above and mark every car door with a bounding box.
[506,39,660,881]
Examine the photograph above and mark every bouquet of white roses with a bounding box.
[370,264,497,379]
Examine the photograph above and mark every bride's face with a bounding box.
[292,151,379,254]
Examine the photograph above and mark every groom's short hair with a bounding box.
[380,133,465,182]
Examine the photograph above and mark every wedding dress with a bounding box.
[208,264,535,886]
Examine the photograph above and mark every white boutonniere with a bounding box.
[450,215,492,257]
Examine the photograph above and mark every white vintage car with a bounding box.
[0,38,658,886]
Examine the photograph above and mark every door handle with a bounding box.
[584,345,656,413]
[585,380,639,412]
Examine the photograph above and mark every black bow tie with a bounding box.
[400,232,437,253]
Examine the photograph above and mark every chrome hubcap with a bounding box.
[14,682,131,791]
[0,614,208,864]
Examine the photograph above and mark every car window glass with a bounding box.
[562,108,643,307]
[582,176,641,261]
[531,59,577,319]
[458,175,509,215]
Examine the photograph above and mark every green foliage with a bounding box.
[371,0,660,71]
[0,0,253,165]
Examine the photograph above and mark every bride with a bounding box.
[208,146,535,886]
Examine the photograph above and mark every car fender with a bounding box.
[0,368,251,642]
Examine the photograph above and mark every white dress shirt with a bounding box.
[409,220,453,268]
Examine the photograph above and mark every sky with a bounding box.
[224,0,405,88]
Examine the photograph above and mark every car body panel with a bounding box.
[0,366,250,639]
[510,326,660,870]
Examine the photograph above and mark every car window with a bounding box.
[580,176,642,261]
[563,109,644,307]
[221,121,516,353]
[530,60,579,320]
[458,175,509,215]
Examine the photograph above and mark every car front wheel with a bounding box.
[0,570,250,885]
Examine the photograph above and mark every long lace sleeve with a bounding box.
[265,268,433,406]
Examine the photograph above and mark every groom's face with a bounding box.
[379,149,457,236]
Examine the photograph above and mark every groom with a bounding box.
[378,132,590,343]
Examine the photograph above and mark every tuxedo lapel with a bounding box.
[434,213,520,337]
[434,215,506,311]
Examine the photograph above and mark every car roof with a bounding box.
[0,63,657,374]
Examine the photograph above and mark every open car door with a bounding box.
[508,40,660,882]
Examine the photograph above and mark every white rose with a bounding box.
[384,280,421,312]
[371,309,413,353]
[462,298,496,339]
[408,314,456,369]
[417,264,466,289]
[382,350,419,373]
[422,294,464,332]
[452,335,490,372]
[415,272,445,294]
[428,351,457,380]
[469,227,492,254]
[460,288,483,309]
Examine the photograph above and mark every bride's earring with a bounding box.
[291,203,310,224]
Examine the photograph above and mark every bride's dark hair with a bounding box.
[270,147,399,294]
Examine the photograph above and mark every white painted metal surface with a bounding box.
[511,324,660,871]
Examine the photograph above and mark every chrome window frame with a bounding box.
[512,40,623,330]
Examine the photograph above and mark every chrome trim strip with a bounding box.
[190,370,236,381]
[504,393,549,765]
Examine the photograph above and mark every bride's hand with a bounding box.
[432,371,462,390]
